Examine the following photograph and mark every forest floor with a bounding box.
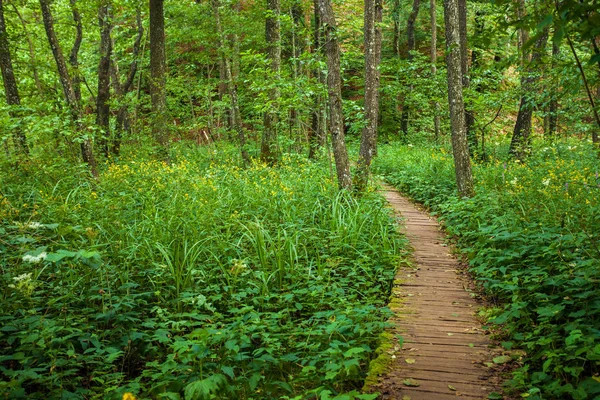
[368,184,505,399]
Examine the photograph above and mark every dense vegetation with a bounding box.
[375,140,600,400]
[1,144,404,398]
[2,0,600,398]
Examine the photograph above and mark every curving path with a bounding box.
[370,184,503,399]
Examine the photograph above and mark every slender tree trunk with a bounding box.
[261,0,281,164]
[10,3,42,95]
[392,0,400,57]
[400,0,421,136]
[317,0,352,190]
[509,29,549,159]
[97,0,112,157]
[547,41,560,137]
[0,0,28,154]
[308,0,326,159]
[443,0,473,197]
[149,0,169,158]
[110,9,143,156]
[213,0,250,165]
[40,0,97,176]
[355,0,382,191]
[458,0,475,152]
[430,0,440,141]
[69,0,83,102]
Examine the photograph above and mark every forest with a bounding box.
[0,0,599,399]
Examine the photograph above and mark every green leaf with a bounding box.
[402,379,420,387]
[493,355,512,364]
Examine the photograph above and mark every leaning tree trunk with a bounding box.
[260,0,281,165]
[0,0,28,154]
[149,0,169,158]
[443,0,473,197]
[317,0,352,190]
[308,0,326,159]
[400,0,421,136]
[40,0,97,176]
[96,0,112,157]
[430,0,440,141]
[508,29,549,159]
[355,0,383,192]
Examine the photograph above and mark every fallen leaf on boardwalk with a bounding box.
[403,379,420,387]
[402,396,411,400]
[468,343,474,347]
[448,385,457,391]
[405,358,416,364]
[493,355,512,364]
[447,333,454,336]
[485,362,495,368]
[408,347,419,351]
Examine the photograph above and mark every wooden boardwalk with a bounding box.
[370,185,502,399]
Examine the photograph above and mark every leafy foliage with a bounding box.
[0,145,405,399]
[374,141,600,399]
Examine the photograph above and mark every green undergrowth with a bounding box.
[373,141,600,400]
[0,144,405,399]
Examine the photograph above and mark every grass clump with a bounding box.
[0,145,404,399]
[374,141,600,400]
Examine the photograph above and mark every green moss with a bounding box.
[362,331,396,391]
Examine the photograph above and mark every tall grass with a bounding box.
[0,145,405,399]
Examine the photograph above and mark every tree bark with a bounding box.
[261,0,281,165]
[69,0,83,102]
[430,0,440,141]
[40,0,97,176]
[0,0,28,154]
[317,0,352,190]
[110,9,143,156]
[149,0,169,158]
[400,0,421,136]
[213,0,250,166]
[97,0,112,157]
[508,29,549,159]
[355,0,383,191]
[10,3,42,95]
[443,0,473,197]
[308,0,326,159]
[547,41,559,137]
[458,0,475,152]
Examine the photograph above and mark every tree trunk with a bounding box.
[430,0,440,141]
[213,0,250,166]
[547,41,559,137]
[149,0,169,158]
[10,3,42,95]
[69,0,83,102]
[392,0,400,57]
[261,0,281,165]
[355,0,383,191]
[317,0,352,190]
[97,0,112,157]
[308,0,326,159]
[509,29,549,159]
[0,0,28,154]
[443,0,473,197]
[400,0,421,136]
[40,0,97,176]
[110,9,143,156]
[458,0,475,152]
